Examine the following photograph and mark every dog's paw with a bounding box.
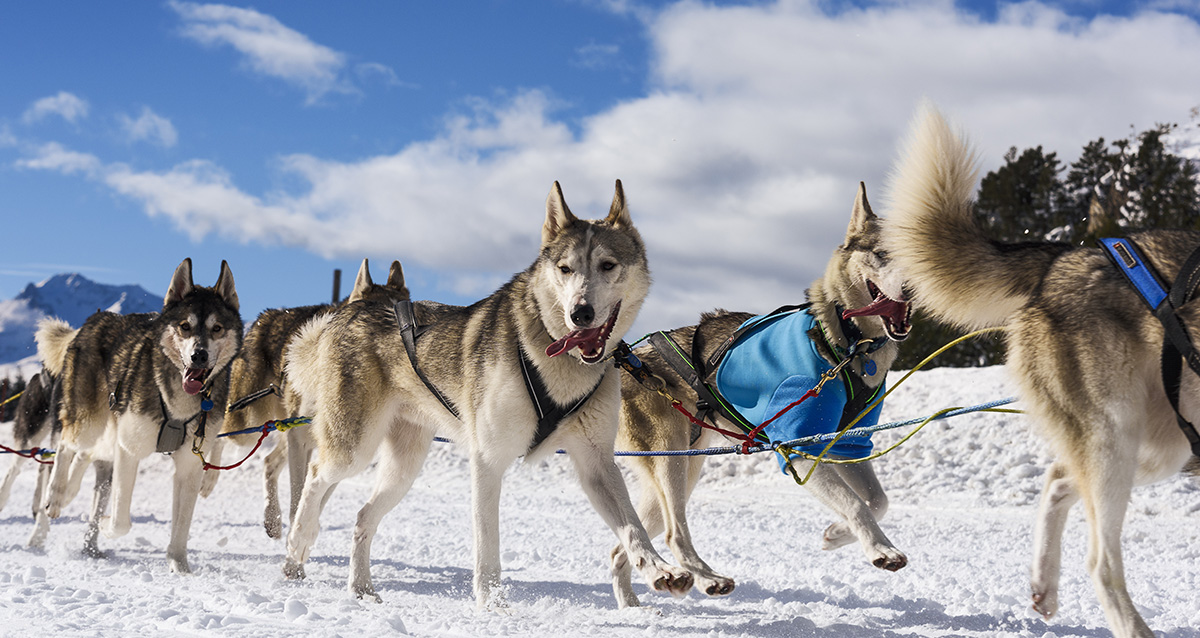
[168,555,191,574]
[696,573,736,597]
[351,582,383,604]
[649,566,694,598]
[869,547,907,572]
[43,495,64,520]
[1031,587,1058,619]
[282,559,306,580]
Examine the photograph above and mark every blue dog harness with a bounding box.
[1099,237,1200,457]
[714,309,885,468]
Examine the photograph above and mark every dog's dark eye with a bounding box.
[211,324,223,334]
[179,321,192,332]
[559,265,572,274]
[600,261,617,272]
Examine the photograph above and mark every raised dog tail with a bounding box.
[882,103,1069,331]
[35,317,78,377]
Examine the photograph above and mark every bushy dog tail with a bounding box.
[883,103,1068,331]
[283,311,335,408]
[35,317,78,377]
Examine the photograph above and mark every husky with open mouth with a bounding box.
[34,259,242,573]
[611,183,911,607]
[281,181,692,607]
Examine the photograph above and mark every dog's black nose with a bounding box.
[191,349,209,366]
[570,304,594,327]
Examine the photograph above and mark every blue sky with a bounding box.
[3,0,1199,334]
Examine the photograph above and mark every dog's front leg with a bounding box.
[261,437,287,539]
[102,443,140,540]
[167,444,206,574]
[42,443,77,519]
[470,449,506,609]
[822,461,890,550]
[1030,461,1077,620]
[568,442,694,600]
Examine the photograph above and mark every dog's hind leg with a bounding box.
[821,460,890,550]
[42,443,78,519]
[1030,461,1077,620]
[82,460,113,559]
[799,460,906,571]
[1075,442,1154,638]
[348,425,433,602]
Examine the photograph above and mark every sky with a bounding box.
[3,0,1200,334]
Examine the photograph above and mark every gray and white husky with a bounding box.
[883,105,1200,638]
[612,183,912,607]
[221,257,409,539]
[0,371,59,518]
[35,258,242,573]
[282,181,692,607]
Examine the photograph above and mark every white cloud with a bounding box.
[24,1,1200,331]
[574,42,622,70]
[15,142,102,176]
[119,107,179,148]
[22,92,89,124]
[168,1,351,103]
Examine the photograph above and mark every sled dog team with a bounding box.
[4,105,1196,638]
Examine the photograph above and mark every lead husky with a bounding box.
[282,180,692,606]
[612,183,911,607]
[35,258,242,573]
[221,258,409,539]
[883,105,1200,638]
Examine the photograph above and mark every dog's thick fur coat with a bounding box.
[35,259,242,572]
[221,258,409,539]
[282,181,692,606]
[883,105,1200,638]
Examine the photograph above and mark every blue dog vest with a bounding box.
[714,310,884,468]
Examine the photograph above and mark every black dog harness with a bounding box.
[393,300,602,453]
[1100,237,1200,457]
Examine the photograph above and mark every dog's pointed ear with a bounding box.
[347,258,373,303]
[165,258,195,307]
[387,260,408,297]
[604,179,631,229]
[214,260,239,311]
[543,181,578,245]
[846,181,876,241]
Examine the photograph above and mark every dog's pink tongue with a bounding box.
[843,296,910,325]
[183,368,206,395]
[546,327,602,358]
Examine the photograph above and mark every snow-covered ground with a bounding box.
[0,366,1198,637]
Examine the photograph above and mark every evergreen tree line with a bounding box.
[893,118,1200,369]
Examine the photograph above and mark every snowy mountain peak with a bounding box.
[0,273,160,368]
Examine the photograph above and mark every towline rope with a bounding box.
[0,443,55,464]
[177,328,1019,471]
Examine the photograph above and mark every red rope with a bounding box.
[668,386,821,455]
[201,422,272,471]
[0,444,54,465]
[738,388,818,453]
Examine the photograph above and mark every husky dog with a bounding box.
[611,183,912,607]
[0,371,59,517]
[883,105,1200,638]
[35,259,242,572]
[282,180,692,606]
[221,258,409,539]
